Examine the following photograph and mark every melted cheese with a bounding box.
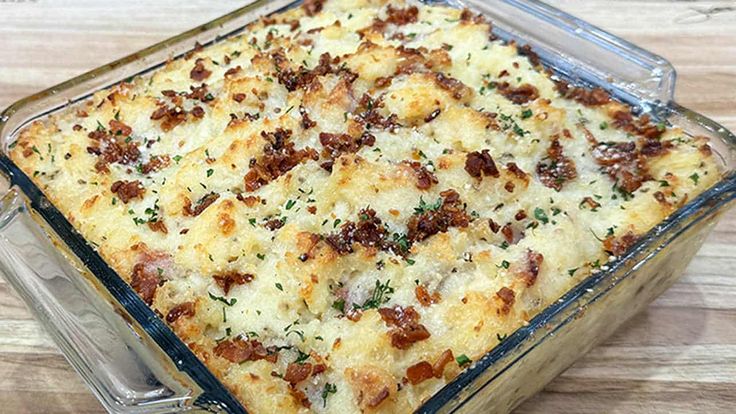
[10,1,720,412]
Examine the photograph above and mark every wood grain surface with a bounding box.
[0,1,734,413]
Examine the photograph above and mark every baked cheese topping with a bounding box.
[10,0,720,412]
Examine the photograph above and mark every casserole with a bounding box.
[0,0,732,414]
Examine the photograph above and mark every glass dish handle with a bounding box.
[461,0,677,106]
[0,186,195,414]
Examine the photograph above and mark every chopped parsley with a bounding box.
[414,196,442,215]
[520,109,533,119]
[689,172,699,185]
[497,260,510,269]
[321,383,337,407]
[533,207,549,224]
[206,168,214,177]
[275,282,283,291]
[208,292,237,306]
[456,354,471,366]
[354,279,394,310]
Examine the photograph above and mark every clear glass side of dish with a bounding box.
[0,1,733,414]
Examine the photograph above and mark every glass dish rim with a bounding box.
[1,0,735,412]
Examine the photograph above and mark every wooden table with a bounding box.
[0,1,734,413]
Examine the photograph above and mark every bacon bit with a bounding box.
[236,194,261,207]
[325,208,388,255]
[166,302,195,323]
[233,93,246,103]
[465,150,500,180]
[506,162,527,180]
[589,139,649,193]
[536,138,577,191]
[190,106,205,119]
[213,272,254,295]
[504,182,515,193]
[612,110,663,139]
[699,144,713,156]
[555,82,611,106]
[277,52,357,92]
[514,210,527,221]
[284,363,313,385]
[299,106,317,129]
[424,108,441,123]
[501,223,514,244]
[378,305,431,350]
[640,137,672,157]
[432,349,454,378]
[140,154,171,174]
[653,191,670,206]
[72,124,83,131]
[354,94,400,131]
[307,205,317,214]
[150,104,188,132]
[415,285,441,307]
[403,161,438,190]
[190,58,211,81]
[148,220,168,234]
[264,218,285,231]
[76,110,89,118]
[213,338,270,363]
[518,250,544,287]
[603,231,638,256]
[580,196,601,211]
[460,8,487,24]
[302,0,324,16]
[244,128,318,191]
[110,180,145,203]
[489,219,501,233]
[130,262,161,305]
[108,119,132,137]
[518,44,541,67]
[186,84,215,103]
[497,82,540,105]
[385,5,419,25]
[408,189,470,243]
[86,128,140,173]
[432,72,472,100]
[319,131,375,171]
[224,65,242,77]
[406,361,434,385]
[495,287,515,315]
[183,193,220,216]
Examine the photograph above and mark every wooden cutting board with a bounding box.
[0,1,733,413]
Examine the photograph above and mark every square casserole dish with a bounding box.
[0,0,734,413]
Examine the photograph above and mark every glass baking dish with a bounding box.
[0,0,734,413]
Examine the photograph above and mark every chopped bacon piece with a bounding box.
[378,305,431,350]
[166,301,195,323]
[244,128,319,191]
[111,180,145,203]
[589,138,649,193]
[403,161,438,190]
[140,154,171,174]
[130,262,161,305]
[603,231,639,256]
[319,131,375,170]
[301,0,324,16]
[424,108,441,123]
[190,58,211,81]
[536,138,577,191]
[148,220,168,234]
[489,219,501,233]
[299,106,317,129]
[386,5,419,25]
[555,82,611,106]
[415,285,440,307]
[495,287,515,315]
[407,189,470,243]
[465,150,499,180]
[183,193,219,216]
[354,94,400,131]
[213,338,270,363]
[264,218,285,231]
[86,125,141,173]
[611,110,663,139]
[432,72,472,100]
[224,66,242,77]
[284,363,313,385]
[325,208,388,255]
[406,361,434,385]
[150,104,188,132]
[108,119,132,137]
[432,349,454,378]
[497,82,539,104]
[277,52,357,92]
[517,250,544,287]
[213,271,254,295]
